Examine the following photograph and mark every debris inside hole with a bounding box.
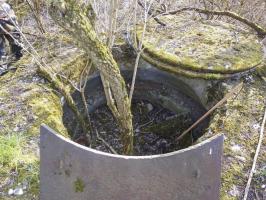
[74,100,195,156]
[63,69,210,156]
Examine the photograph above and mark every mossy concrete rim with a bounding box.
[136,15,264,79]
[141,51,262,80]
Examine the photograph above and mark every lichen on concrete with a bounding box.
[136,14,264,79]
[198,68,266,199]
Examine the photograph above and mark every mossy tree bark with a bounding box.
[49,0,134,155]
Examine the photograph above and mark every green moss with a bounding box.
[0,134,25,166]
[17,161,40,196]
[26,88,69,137]
[10,1,30,20]
[200,77,266,199]
[0,133,39,197]
[59,53,91,92]
[256,62,266,79]
[136,15,263,79]
[74,178,85,193]
[141,51,230,79]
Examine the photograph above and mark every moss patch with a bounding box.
[74,178,85,193]
[0,133,39,198]
[199,75,266,199]
[0,30,88,198]
[136,14,263,79]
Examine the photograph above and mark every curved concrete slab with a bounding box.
[40,125,223,200]
[136,15,263,79]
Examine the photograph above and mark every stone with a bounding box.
[8,189,14,195]
[229,185,240,197]
[40,125,224,200]
[231,144,241,152]
[13,187,23,196]
[146,103,153,112]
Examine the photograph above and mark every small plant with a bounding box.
[0,134,39,196]
[0,133,24,167]
[74,178,85,193]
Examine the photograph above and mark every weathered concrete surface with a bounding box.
[40,125,224,200]
[136,14,263,79]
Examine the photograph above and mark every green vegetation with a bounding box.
[200,74,266,199]
[136,15,263,79]
[74,178,85,193]
[0,134,25,167]
[0,133,39,197]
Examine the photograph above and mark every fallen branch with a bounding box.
[163,7,266,37]
[243,106,266,200]
[25,0,45,34]
[95,129,118,154]
[176,82,244,141]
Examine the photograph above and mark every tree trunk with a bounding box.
[49,0,134,155]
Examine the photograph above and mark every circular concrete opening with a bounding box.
[62,68,210,155]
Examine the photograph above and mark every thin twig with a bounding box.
[243,106,266,200]
[25,0,45,33]
[254,188,261,200]
[95,129,118,154]
[137,0,166,26]
[163,7,266,37]
[176,82,244,141]
[56,73,80,91]
[129,0,151,103]
[80,61,93,134]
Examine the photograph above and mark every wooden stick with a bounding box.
[137,0,166,26]
[25,0,45,34]
[243,106,266,200]
[176,82,243,141]
[95,129,118,155]
[163,7,266,37]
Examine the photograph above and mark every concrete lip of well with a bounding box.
[63,68,210,145]
[136,14,263,79]
[40,125,224,200]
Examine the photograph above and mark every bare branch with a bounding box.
[243,106,266,200]
[163,7,266,37]
[176,82,244,141]
[138,0,166,26]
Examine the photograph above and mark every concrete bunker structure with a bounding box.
[40,14,264,200]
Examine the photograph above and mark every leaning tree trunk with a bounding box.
[49,0,134,155]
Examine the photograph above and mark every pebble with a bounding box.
[13,126,19,132]
[231,144,241,152]
[60,97,65,105]
[229,185,240,197]
[146,103,153,112]
[235,155,246,162]
[14,187,23,196]
[8,189,14,195]
[252,123,260,130]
